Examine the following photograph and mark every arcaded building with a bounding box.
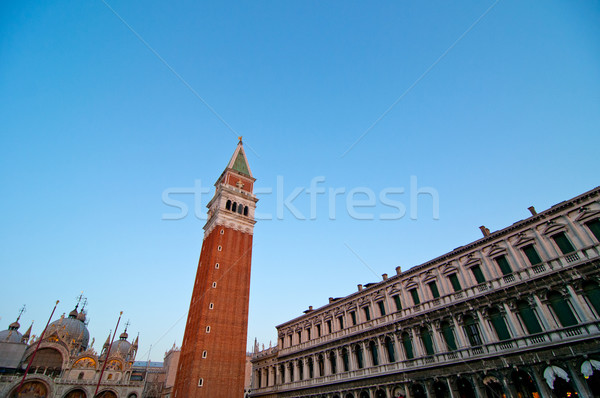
[250,187,600,398]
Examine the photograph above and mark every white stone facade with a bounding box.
[251,187,600,398]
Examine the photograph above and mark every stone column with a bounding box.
[362,341,372,367]
[530,366,553,398]
[392,333,401,362]
[567,284,595,322]
[499,370,518,398]
[348,346,356,371]
[475,309,492,343]
[375,337,385,366]
[566,361,592,398]
[336,347,344,374]
[411,328,423,358]
[451,315,468,348]
[432,321,446,353]
[533,293,559,329]
[445,377,457,398]
[471,374,486,398]
[423,380,434,398]
[504,302,526,337]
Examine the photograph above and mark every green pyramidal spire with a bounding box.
[232,151,250,176]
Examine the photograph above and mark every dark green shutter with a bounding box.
[586,219,600,241]
[489,311,511,341]
[386,338,396,362]
[449,274,462,292]
[583,282,600,315]
[428,282,440,298]
[378,301,386,316]
[402,333,414,359]
[410,289,421,305]
[517,302,543,334]
[343,350,349,371]
[421,329,435,355]
[393,294,402,311]
[471,266,486,284]
[441,323,457,351]
[370,341,379,365]
[357,347,364,368]
[523,245,542,265]
[495,255,512,275]
[549,293,578,327]
[552,232,576,254]
[351,311,357,325]
[364,306,371,321]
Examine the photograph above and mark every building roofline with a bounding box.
[276,185,600,330]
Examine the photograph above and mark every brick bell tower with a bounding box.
[173,138,257,398]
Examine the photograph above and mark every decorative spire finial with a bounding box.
[238,136,243,142]
[17,305,26,322]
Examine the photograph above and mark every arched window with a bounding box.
[279,364,285,384]
[375,389,386,398]
[384,336,396,363]
[411,383,426,398]
[511,369,540,397]
[517,300,543,334]
[297,359,303,380]
[244,206,249,216]
[232,202,237,212]
[307,357,314,379]
[548,291,578,327]
[237,204,243,214]
[420,327,435,355]
[78,372,84,380]
[329,351,337,374]
[582,281,600,315]
[288,362,294,382]
[433,380,449,397]
[464,315,483,346]
[441,321,457,351]
[65,389,87,398]
[402,332,414,359]
[342,347,350,371]
[369,340,379,366]
[456,377,475,397]
[354,344,364,369]
[226,200,231,210]
[488,307,511,341]
[317,354,325,376]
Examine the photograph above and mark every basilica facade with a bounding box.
[250,186,600,398]
[0,304,144,398]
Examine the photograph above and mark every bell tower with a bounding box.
[173,139,257,398]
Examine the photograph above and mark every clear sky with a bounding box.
[1,1,598,361]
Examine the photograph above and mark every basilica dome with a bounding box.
[0,321,23,343]
[46,308,89,350]
[110,332,132,356]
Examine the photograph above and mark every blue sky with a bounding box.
[1,1,598,361]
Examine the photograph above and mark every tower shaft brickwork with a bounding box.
[173,140,257,398]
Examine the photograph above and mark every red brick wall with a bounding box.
[173,225,253,398]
